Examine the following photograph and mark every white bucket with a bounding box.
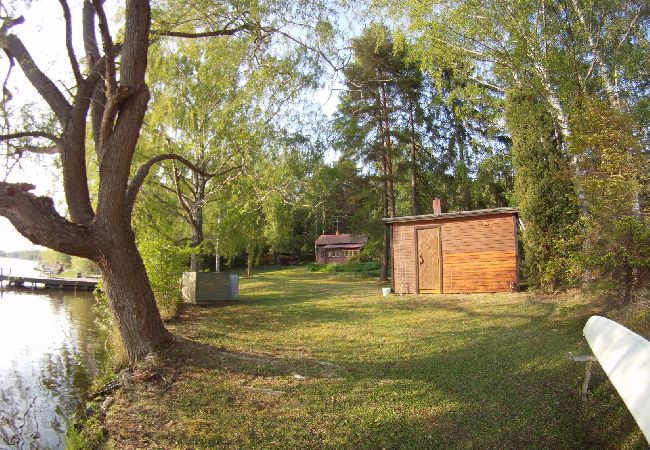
[382,287,391,296]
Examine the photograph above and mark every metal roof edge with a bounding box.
[382,208,518,224]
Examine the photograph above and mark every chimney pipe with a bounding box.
[433,198,442,215]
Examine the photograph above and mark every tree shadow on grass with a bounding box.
[154,336,346,380]
[181,297,639,448]
[330,300,642,449]
[148,286,643,449]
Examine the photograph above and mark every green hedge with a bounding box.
[307,261,381,273]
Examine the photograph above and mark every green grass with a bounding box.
[105,266,646,449]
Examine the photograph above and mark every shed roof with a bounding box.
[315,233,368,246]
[382,207,518,224]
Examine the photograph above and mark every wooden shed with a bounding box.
[384,206,519,294]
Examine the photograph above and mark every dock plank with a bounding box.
[0,274,99,290]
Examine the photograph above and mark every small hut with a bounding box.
[384,199,519,294]
[315,232,368,264]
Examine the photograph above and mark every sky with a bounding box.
[0,1,345,252]
[0,1,121,252]
[0,1,72,252]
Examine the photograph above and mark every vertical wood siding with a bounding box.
[391,213,518,294]
[392,223,417,293]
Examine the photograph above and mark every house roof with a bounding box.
[322,243,364,250]
[315,233,368,246]
[382,207,518,224]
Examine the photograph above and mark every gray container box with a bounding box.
[182,272,240,304]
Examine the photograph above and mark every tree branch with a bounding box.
[0,18,72,122]
[175,171,197,198]
[0,182,97,258]
[83,1,104,145]
[0,131,62,155]
[155,24,253,39]
[82,1,101,64]
[172,165,195,227]
[125,153,240,218]
[0,131,62,144]
[261,26,344,71]
[58,0,83,83]
[90,0,117,94]
[13,144,60,155]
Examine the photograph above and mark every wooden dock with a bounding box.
[0,274,99,291]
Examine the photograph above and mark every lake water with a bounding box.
[0,257,107,450]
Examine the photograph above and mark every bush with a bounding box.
[582,216,650,302]
[307,261,381,273]
[138,239,192,318]
[307,263,337,272]
[335,261,381,272]
[349,250,375,263]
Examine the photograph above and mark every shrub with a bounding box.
[582,216,650,302]
[138,239,192,318]
[335,261,381,272]
[307,261,381,273]
[307,263,337,272]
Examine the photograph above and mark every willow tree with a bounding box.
[141,37,255,271]
[0,0,340,360]
[139,29,319,271]
[0,0,176,361]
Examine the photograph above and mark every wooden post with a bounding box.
[582,360,593,402]
[567,353,598,401]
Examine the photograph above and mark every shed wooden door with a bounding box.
[417,227,441,293]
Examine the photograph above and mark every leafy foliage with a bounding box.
[138,238,193,317]
[307,261,381,273]
[569,98,650,300]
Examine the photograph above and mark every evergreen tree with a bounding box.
[505,86,580,287]
[333,24,404,280]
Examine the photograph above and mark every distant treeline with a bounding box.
[0,250,42,261]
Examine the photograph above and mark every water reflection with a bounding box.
[0,265,107,450]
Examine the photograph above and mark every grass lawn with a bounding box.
[104,266,645,449]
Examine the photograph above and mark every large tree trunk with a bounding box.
[98,232,173,359]
[380,147,390,282]
[0,0,175,362]
[186,172,207,272]
[379,80,396,218]
[409,102,419,215]
[0,182,173,361]
[190,221,204,271]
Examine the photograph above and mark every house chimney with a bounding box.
[433,198,442,215]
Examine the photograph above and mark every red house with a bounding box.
[315,232,368,264]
